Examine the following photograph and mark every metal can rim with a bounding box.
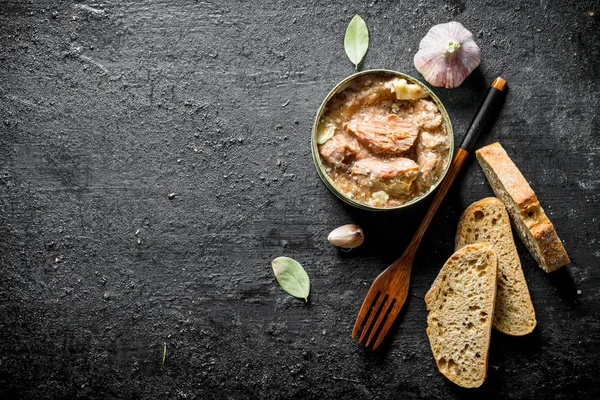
[311,69,454,211]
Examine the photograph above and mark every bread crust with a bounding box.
[456,197,537,336]
[475,142,570,272]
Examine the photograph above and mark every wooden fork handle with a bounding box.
[403,148,469,258]
[402,77,508,261]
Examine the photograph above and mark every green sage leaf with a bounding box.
[344,15,369,70]
[271,256,310,302]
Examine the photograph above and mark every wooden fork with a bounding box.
[352,77,507,350]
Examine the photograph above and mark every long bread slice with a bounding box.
[456,198,536,336]
[476,142,570,272]
[425,243,497,388]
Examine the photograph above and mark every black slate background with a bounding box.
[1,1,599,399]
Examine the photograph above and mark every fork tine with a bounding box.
[351,288,379,339]
[365,295,394,348]
[371,297,407,350]
[358,293,387,344]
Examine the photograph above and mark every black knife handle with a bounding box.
[460,77,507,153]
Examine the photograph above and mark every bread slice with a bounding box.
[476,142,570,272]
[425,243,498,388]
[456,198,537,336]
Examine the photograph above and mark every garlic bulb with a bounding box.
[327,224,364,249]
[413,22,481,89]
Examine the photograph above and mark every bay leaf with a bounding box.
[271,256,310,302]
[344,15,369,70]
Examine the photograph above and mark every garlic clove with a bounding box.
[413,21,481,89]
[385,78,429,100]
[317,120,336,144]
[372,190,389,204]
[327,224,364,249]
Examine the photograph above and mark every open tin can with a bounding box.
[311,69,454,211]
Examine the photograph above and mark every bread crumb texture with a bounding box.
[425,243,498,388]
[456,197,537,336]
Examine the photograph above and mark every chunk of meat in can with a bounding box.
[351,157,419,195]
[344,114,419,154]
[414,99,443,130]
[415,131,449,187]
[319,134,362,167]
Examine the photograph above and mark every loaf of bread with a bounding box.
[425,243,497,388]
[456,198,536,336]
[476,142,570,272]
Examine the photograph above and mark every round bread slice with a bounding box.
[425,243,498,388]
[456,197,537,336]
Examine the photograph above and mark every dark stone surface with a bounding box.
[0,0,598,398]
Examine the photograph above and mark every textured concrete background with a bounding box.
[0,0,598,399]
